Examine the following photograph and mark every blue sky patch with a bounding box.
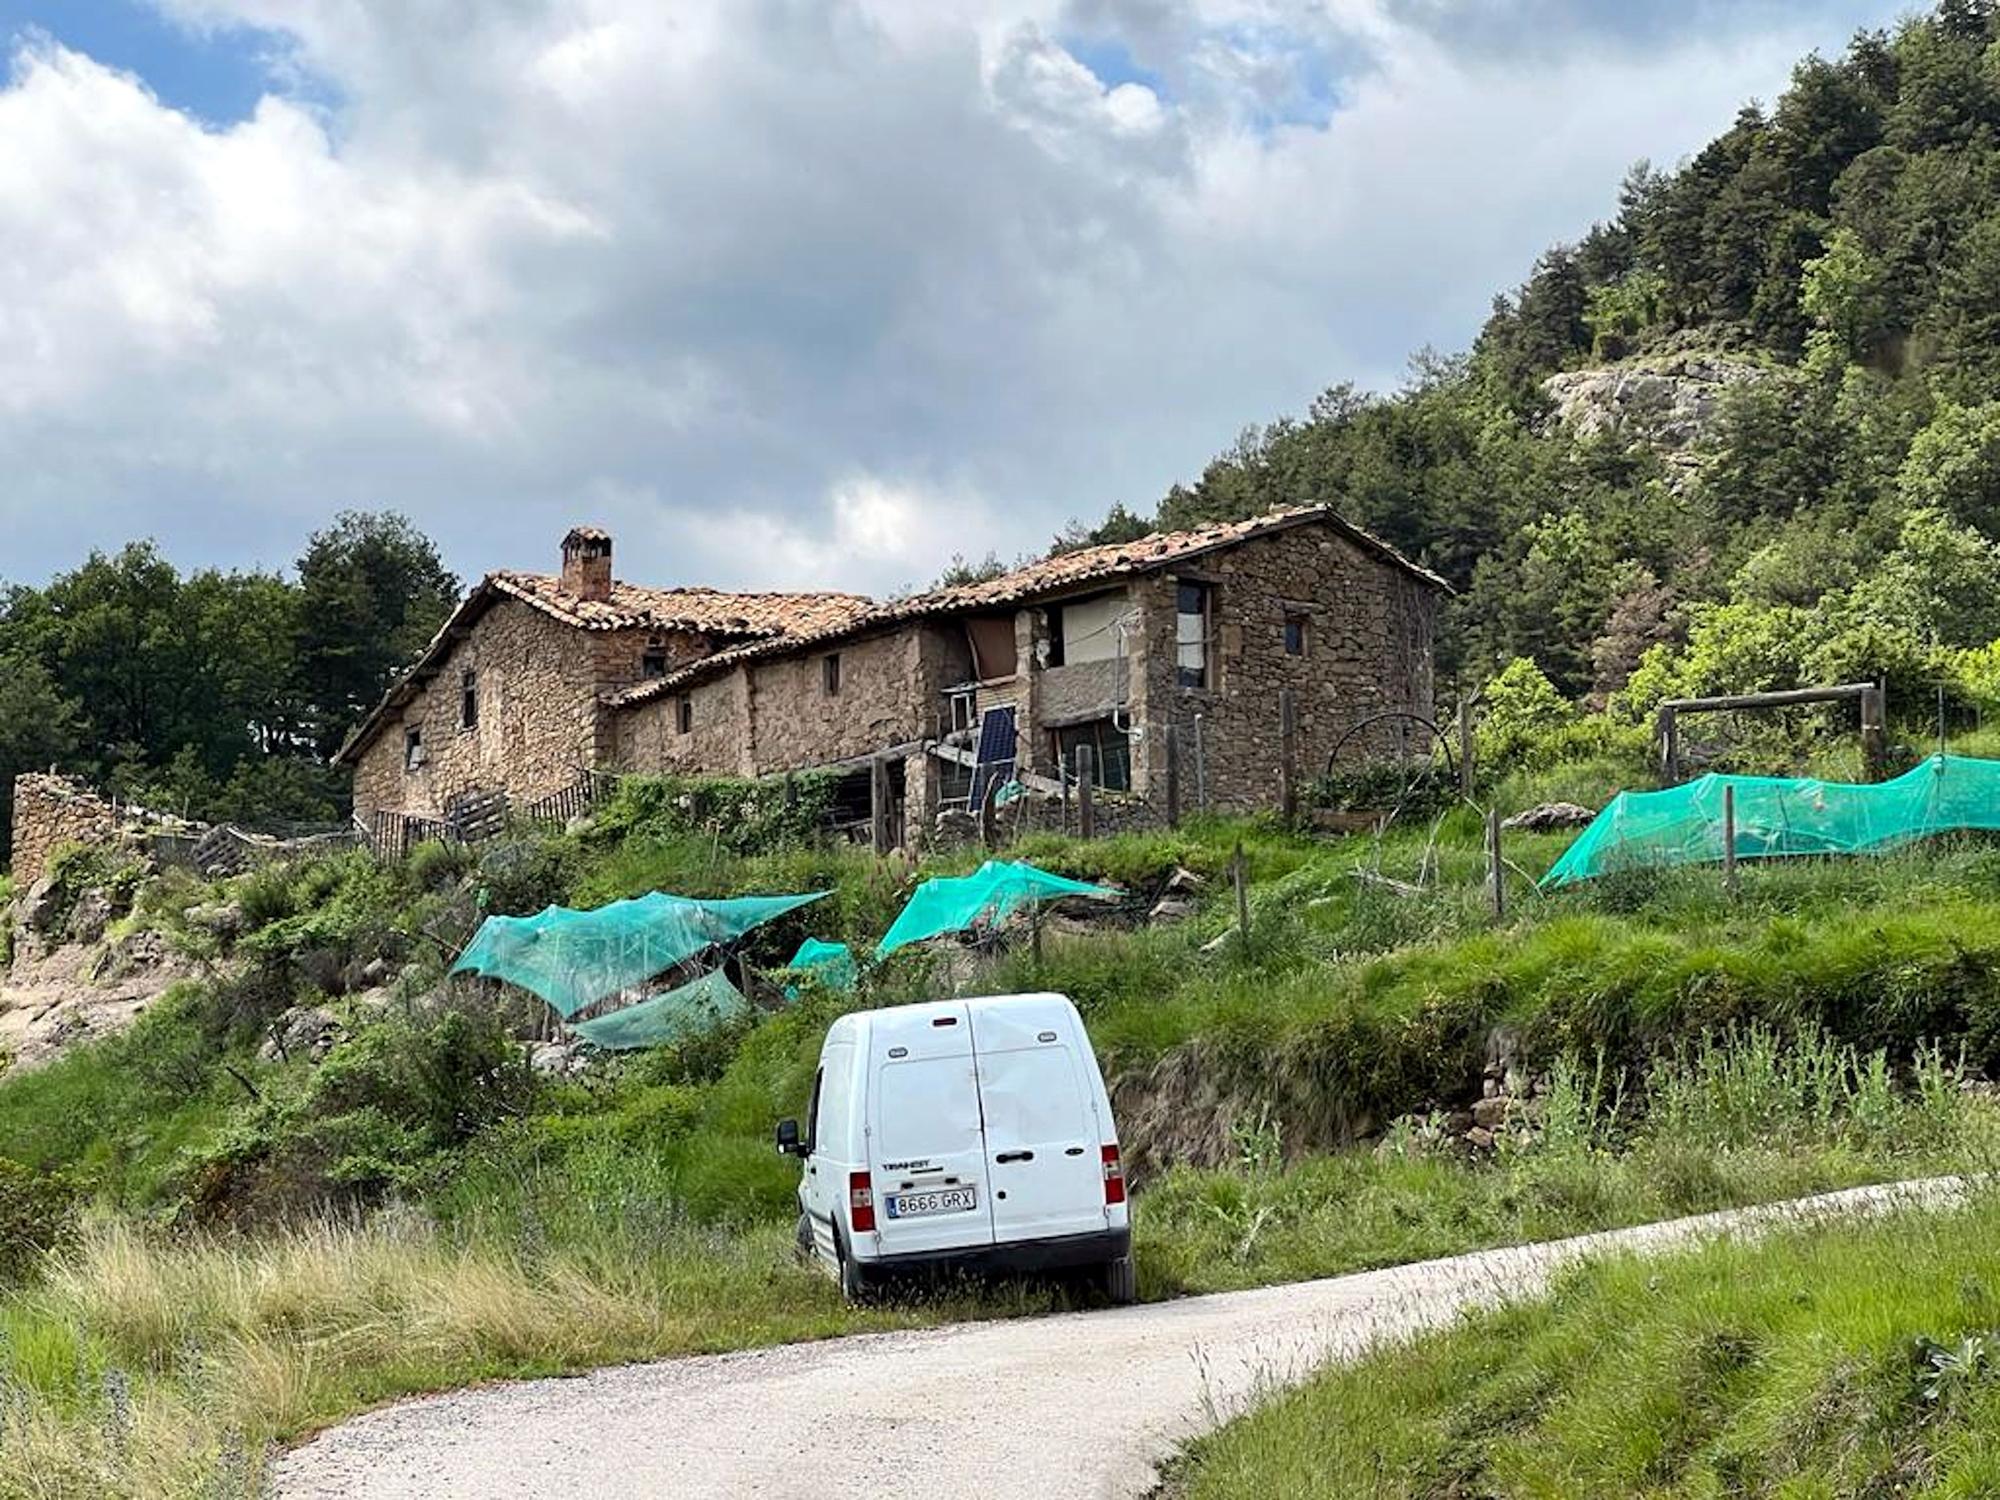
[1059,33,1167,98]
[0,0,289,124]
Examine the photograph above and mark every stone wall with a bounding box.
[9,774,121,886]
[350,598,622,823]
[615,671,756,777]
[1126,525,1438,812]
[618,622,969,781]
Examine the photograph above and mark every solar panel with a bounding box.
[968,706,1018,809]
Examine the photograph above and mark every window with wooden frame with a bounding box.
[460,669,479,730]
[1283,611,1310,658]
[403,727,425,772]
[675,695,693,735]
[1176,581,1213,689]
[641,645,670,679]
[1053,719,1133,792]
[823,653,842,695]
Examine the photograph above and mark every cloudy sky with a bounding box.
[0,0,1911,596]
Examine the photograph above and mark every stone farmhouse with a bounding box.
[338,509,1448,846]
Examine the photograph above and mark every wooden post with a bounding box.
[1658,704,1679,784]
[1059,750,1071,833]
[1164,723,1182,829]
[1458,695,1474,799]
[1861,684,1887,781]
[1486,806,1505,920]
[1030,897,1044,968]
[1722,782,1739,899]
[869,755,891,856]
[1076,744,1095,840]
[979,774,1001,850]
[1278,688,1298,825]
[1232,840,1251,956]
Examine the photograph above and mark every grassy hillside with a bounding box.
[7,759,2000,1494]
[1169,1189,2000,1498]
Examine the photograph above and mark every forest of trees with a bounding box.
[0,512,458,850]
[1077,0,2000,733]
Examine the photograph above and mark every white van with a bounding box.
[776,992,1135,1304]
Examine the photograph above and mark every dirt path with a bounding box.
[273,1179,1959,1500]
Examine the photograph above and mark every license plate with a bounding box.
[884,1186,978,1219]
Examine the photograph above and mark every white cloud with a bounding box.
[0,0,1906,593]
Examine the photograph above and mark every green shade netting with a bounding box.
[1542,754,2000,888]
[571,970,752,1051]
[785,938,857,992]
[876,859,1117,957]
[451,890,826,1017]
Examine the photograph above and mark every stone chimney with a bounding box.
[560,527,613,602]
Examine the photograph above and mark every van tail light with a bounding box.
[849,1172,877,1233]
[1101,1144,1126,1206]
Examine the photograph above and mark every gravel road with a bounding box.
[274,1179,1958,1500]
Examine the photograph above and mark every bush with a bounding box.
[0,1156,77,1284]
[589,772,841,855]
[1476,659,1580,775]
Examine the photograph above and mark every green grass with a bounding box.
[17,763,2000,1494]
[8,1032,1988,1499]
[1168,1188,2000,1499]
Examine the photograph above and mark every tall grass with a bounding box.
[1136,1030,1995,1297]
[1169,1187,2000,1499]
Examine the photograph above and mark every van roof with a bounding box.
[831,992,1075,1038]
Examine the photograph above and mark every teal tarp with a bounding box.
[451,890,826,1016]
[784,938,857,992]
[1542,754,2000,888]
[875,859,1117,957]
[571,970,753,1051]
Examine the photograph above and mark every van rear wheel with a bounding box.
[1104,1253,1137,1306]
[834,1228,872,1303]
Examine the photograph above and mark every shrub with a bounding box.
[589,772,841,855]
[0,1156,77,1284]
[1476,659,1580,775]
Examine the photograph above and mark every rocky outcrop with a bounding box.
[1542,353,1770,487]
[0,925,196,1071]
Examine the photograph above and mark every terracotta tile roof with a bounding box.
[488,571,873,636]
[334,572,872,765]
[610,504,1447,707]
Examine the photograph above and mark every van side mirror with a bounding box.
[776,1119,804,1156]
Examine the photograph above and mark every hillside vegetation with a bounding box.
[1067,1,2000,744]
[6,757,2000,1494]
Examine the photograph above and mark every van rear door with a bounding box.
[866,1002,996,1257]
[969,998,1109,1244]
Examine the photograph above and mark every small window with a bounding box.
[946,686,977,734]
[1176,582,1212,690]
[1054,719,1133,793]
[676,695,693,735]
[1284,614,1309,658]
[460,669,479,730]
[1043,607,1065,668]
[641,648,669,680]
[403,727,425,772]
[823,653,842,695]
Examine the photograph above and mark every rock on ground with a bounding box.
[0,933,196,1070]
